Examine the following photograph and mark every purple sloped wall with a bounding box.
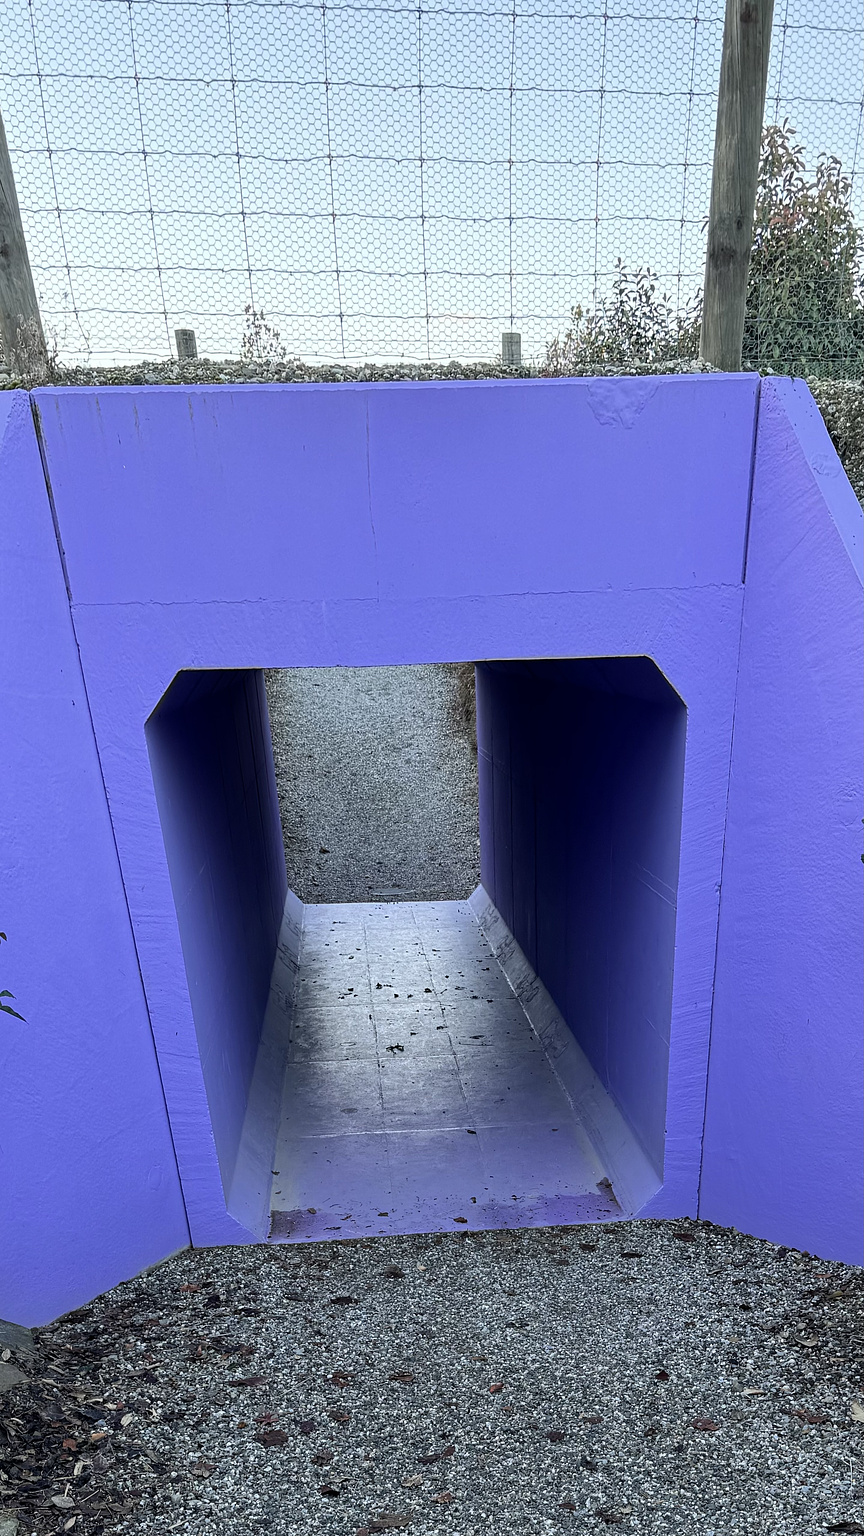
[0,393,189,1325]
[700,379,864,1265]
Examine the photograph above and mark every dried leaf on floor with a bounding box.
[784,1407,829,1425]
[417,1444,454,1464]
[256,1428,290,1447]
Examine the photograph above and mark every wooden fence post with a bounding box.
[175,327,198,361]
[700,0,775,371]
[0,106,48,378]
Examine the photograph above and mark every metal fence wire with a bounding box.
[2,0,862,370]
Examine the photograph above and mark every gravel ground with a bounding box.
[3,1221,863,1536]
[264,665,479,904]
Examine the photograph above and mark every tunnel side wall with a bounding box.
[700,379,864,1266]
[0,393,190,1326]
[477,659,687,1174]
[146,669,287,1194]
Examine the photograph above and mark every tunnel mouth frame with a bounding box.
[146,653,687,1240]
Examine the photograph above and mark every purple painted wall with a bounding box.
[24,374,754,1259]
[0,392,189,1326]
[2,370,859,1321]
[146,669,287,1193]
[700,380,864,1265]
[477,658,687,1175]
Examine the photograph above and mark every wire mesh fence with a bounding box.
[1,0,862,371]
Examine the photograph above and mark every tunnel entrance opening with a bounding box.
[146,656,686,1242]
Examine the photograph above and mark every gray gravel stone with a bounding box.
[265,664,479,904]
[33,1220,864,1536]
[0,1361,25,1394]
[0,1319,33,1353]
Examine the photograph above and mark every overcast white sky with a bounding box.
[3,0,862,363]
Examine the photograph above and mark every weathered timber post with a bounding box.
[700,0,775,371]
[0,105,48,378]
[175,327,198,361]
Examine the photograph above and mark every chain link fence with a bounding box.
[1,0,861,371]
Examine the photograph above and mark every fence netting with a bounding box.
[2,0,862,372]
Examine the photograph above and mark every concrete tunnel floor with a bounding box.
[268,899,619,1241]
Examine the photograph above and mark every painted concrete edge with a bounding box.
[467,885,662,1216]
[29,373,760,401]
[227,888,305,1238]
[764,378,863,583]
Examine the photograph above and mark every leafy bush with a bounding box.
[744,124,864,378]
[809,379,864,505]
[543,262,700,374]
[545,123,863,382]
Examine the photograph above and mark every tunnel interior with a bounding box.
[146,657,686,1240]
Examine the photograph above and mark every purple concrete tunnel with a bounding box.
[0,374,860,1325]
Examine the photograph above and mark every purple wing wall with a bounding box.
[700,379,864,1265]
[0,393,189,1325]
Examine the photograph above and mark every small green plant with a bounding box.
[0,932,24,1022]
[240,304,288,363]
